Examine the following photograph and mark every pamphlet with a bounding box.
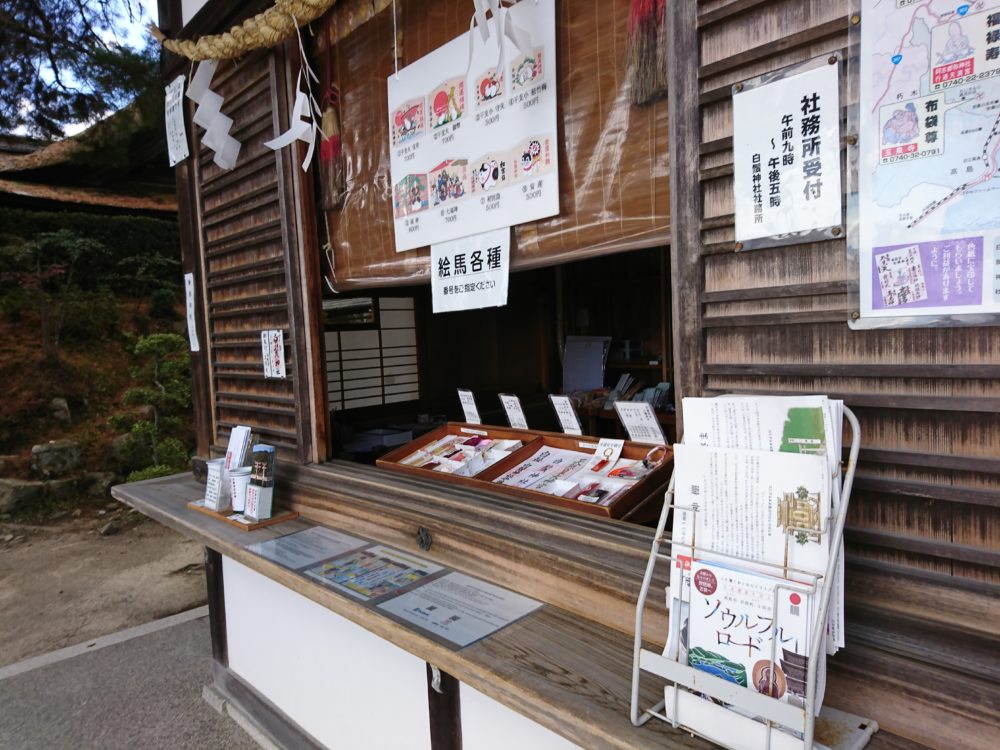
[304,544,443,602]
[377,571,543,648]
[247,527,367,570]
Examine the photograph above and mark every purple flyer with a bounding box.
[872,236,983,310]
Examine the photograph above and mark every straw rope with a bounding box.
[149,0,337,61]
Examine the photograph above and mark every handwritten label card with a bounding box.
[549,395,582,436]
[165,75,189,167]
[613,401,665,445]
[499,393,529,430]
[457,388,482,424]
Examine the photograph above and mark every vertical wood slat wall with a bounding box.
[673,0,1000,585]
[189,49,322,462]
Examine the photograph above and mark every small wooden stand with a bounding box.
[186,499,298,531]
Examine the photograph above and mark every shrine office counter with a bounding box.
[112,466,923,750]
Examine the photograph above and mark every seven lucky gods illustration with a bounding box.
[878,94,946,165]
[470,153,509,194]
[393,174,429,219]
[429,77,466,128]
[511,49,544,90]
[429,159,469,206]
[392,99,425,146]
[475,67,504,106]
[512,136,553,181]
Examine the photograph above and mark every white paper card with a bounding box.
[614,401,665,445]
[387,0,559,251]
[733,61,841,242]
[457,388,482,424]
[499,393,528,429]
[261,329,286,379]
[377,571,543,648]
[549,395,582,436]
[164,76,189,167]
[247,527,366,570]
[184,272,200,352]
[431,227,510,312]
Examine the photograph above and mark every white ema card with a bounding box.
[457,388,482,424]
[499,393,529,429]
[614,401,666,445]
[549,395,582,436]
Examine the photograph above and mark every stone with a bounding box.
[99,521,120,537]
[0,479,46,514]
[49,397,71,424]
[45,478,78,503]
[30,440,82,479]
[112,433,150,472]
[80,472,116,499]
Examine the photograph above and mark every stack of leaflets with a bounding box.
[666,395,844,717]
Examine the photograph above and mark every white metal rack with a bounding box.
[630,406,878,750]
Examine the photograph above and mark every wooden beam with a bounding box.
[702,362,1000,379]
[668,0,705,433]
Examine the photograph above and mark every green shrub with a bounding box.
[149,288,179,320]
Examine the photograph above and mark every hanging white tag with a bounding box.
[164,76,189,167]
[184,272,200,352]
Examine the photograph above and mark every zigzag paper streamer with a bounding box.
[264,77,318,171]
[185,60,242,170]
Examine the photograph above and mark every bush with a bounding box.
[61,288,121,341]
[149,288,179,320]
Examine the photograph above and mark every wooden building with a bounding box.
[116,1,1000,748]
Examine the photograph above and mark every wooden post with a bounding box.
[667,0,704,439]
[426,663,462,750]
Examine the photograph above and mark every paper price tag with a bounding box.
[499,393,529,429]
[457,388,482,424]
[586,438,624,474]
[613,401,665,445]
[549,395,582,436]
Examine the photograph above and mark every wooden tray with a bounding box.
[376,422,672,519]
[187,499,299,530]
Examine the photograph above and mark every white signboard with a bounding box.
[386,0,558,251]
[857,1,1000,323]
[613,401,665,445]
[733,59,842,245]
[457,388,482,424]
[184,272,200,352]
[499,393,529,430]
[261,329,286,379]
[165,75,189,167]
[378,571,542,648]
[431,227,510,312]
[549,395,582,436]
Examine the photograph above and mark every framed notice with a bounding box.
[386,0,558,252]
[851,0,1000,327]
[733,55,843,249]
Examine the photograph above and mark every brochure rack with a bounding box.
[629,406,878,750]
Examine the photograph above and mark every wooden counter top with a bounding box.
[113,473,929,750]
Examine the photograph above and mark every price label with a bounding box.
[549,395,582,436]
[613,401,665,445]
[499,393,529,430]
[457,388,482,424]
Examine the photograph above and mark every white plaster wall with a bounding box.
[459,682,583,750]
[223,557,432,750]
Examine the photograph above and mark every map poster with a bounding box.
[386,0,558,252]
[732,57,843,246]
[857,1,1000,322]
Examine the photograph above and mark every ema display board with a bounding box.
[856,0,1000,324]
[386,0,558,252]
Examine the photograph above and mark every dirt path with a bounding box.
[0,508,207,668]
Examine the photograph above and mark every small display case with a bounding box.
[377,423,672,519]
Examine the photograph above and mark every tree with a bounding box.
[0,229,110,361]
[0,0,157,138]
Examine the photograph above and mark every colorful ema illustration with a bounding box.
[471,153,508,193]
[512,136,552,180]
[429,159,468,206]
[392,99,425,145]
[511,50,544,90]
[429,77,466,128]
[393,174,429,218]
[476,67,504,105]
